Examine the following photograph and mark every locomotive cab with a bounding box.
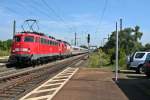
[9,33,36,64]
[12,35,34,54]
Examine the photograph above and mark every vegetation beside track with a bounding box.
[0,50,10,56]
[88,49,114,70]
[89,25,150,70]
[0,39,11,56]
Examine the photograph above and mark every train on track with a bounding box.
[8,31,88,66]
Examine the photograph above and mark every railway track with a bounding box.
[0,54,87,100]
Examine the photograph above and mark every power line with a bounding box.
[40,0,74,31]
[99,0,108,26]
[22,0,54,19]
[94,0,108,47]
[95,0,108,33]
[41,0,66,24]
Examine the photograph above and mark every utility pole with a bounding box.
[75,32,77,46]
[120,18,122,31]
[118,18,122,70]
[87,34,90,57]
[115,22,119,82]
[13,20,16,37]
[108,34,110,40]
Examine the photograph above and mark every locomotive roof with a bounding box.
[21,31,45,36]
[15,32,58,42]
[56,39,71,45]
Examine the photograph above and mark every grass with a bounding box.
[0,50,10,56]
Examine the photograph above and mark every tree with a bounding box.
[142,43,150,51]
[103,25,143,66]
[133,26,143,41]
[0,39,12,51]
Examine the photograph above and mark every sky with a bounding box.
[0,0,150,46]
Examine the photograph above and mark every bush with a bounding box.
[119,48,126,69]
[89,49,110,68]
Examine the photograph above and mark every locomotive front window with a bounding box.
[24,36,34,42]
[14,36,21,42]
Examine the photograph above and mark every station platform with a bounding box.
[52,68,128,100]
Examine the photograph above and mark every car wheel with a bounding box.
[136,65,144,74]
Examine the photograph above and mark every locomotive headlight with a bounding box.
[21,48,30,52]
[22,48,28,52]
[14,48,30,52]
[12,50,15,52]
[15,48,19,51]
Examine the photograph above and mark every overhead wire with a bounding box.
[40,0,74,32]
[41,0,66,24]
[24,0,55,20]
[94,0,108,46]
[99,0,108,26]
[95,0,108,33]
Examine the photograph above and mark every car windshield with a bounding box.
[145,53,150,62]
[24,36,34,42]
[135,53,145,58]
[14,36,21,42]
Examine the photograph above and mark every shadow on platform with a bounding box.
[113,77,150,100]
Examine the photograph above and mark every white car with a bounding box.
[128,51,150,73]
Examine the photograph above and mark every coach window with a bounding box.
[52,41,54,45]
[46,39,48,44]
[51,41,53,45]
[44,39,46,44]
[43,39,46,44]
[47,40,49,45]
[44,39,47,44]
[40,38,44,44]
[24,36,34,42]
[48,40,50,45]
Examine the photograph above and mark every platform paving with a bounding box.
[52,68,128,100]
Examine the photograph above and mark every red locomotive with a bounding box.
[8,32,73,65]
[8,19,88,66]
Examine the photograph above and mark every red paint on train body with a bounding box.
[9,32,71,64]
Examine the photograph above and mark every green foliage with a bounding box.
[141,43,150,51]
[89,53,100,67]
[103,25,145,69]
[0,50,10,56]
[107,48,115,64]
[104,26,143,55]
[0,39,12,56]
[119,48,126,69]
[89,49,110,68]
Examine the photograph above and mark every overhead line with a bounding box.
[95,0,108,33]
[99,0,108,26]
[40,0,74,31]
[41,0,66,23]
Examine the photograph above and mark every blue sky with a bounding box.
[0,0,150,46]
